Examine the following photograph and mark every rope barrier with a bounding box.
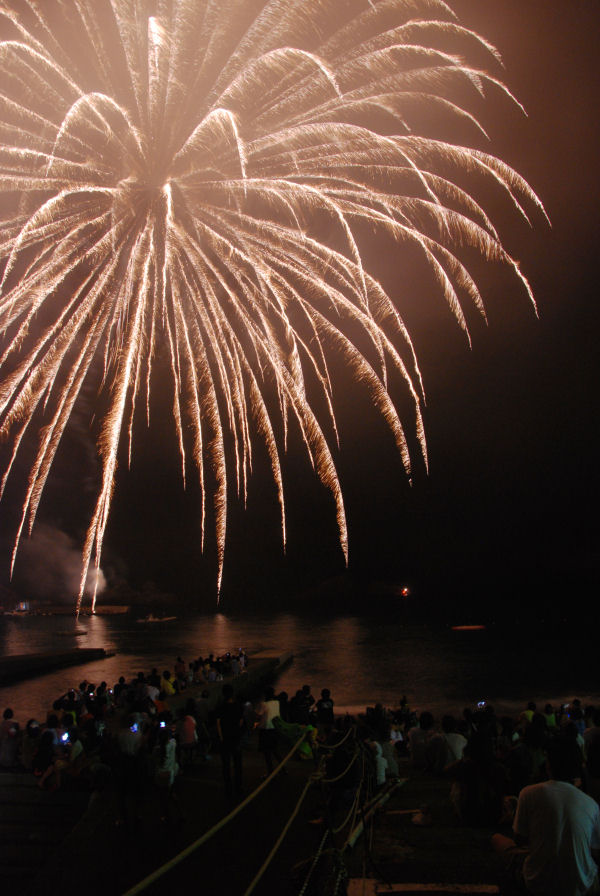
[297,828,330,896]
[123,732,308,896]
[291,728,400,895]
[243,767,321,896]
[317,723,354,751]
[124,721,393,896]
[343,780,404,851]
[331,784,361,834]
[290,728,365,893]
[320,747,360,785]
[331,854,348,896]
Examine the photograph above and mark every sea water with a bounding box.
[0,610,597,723]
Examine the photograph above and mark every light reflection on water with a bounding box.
[0,612,598,723]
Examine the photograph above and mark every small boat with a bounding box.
[136,613,177,623]
[56,629,88,637]
[451,624,487,632]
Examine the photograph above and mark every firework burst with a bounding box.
[0,0,546,612]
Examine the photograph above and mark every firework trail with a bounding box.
[0,0,546,613]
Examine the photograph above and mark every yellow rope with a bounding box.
[243,771,318,896]
[317,724,354,751]
[331,784,361,834]
[342,780,404,851]
[320,744,360,785]
[123,732,307,896]
[124,726,374,895]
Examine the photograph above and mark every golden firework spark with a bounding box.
[0,0,546,612]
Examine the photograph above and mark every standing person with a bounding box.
[493,736,600,895]
[177,699,198,768]
[407,711,436,770]
[290,687,312,725]
[216,684,244,799]
[256,687,283,777]
[438,714,467,768]
[19,719,41,771]
[0,708,19,768]
[196,690,212,761]
[160,670,177,697]
[114,714,146,826]
[153,726,182,823]
[316,689,335,729]
[174,656,186,684]
[302,684,315,713]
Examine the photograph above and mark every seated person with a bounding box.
[493,735,600,895]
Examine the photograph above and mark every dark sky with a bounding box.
[2,0,598,618]
[403,0,599,620]
[419,0,599,618]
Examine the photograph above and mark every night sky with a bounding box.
[1,0,598,619]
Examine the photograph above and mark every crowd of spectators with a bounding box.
[335,697,600,819]
[0,649,248,816]
[345,697,600,896]
[4,673,600,814]
[0,653,340,818]
[3,669,600,893]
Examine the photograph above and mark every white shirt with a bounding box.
[258,699,280,730]
[445,732,467,764]
[514,779,600,895]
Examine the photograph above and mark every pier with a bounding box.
[0,649,115,686]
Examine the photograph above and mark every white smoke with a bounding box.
[13,524,106,603]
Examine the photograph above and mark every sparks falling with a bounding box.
[0,0,546,613]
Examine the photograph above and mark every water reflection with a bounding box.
[0,612,597,725]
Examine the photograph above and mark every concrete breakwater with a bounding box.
[0,649,115,687]
[0,647,293,704]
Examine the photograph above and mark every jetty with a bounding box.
[0,649,114,686]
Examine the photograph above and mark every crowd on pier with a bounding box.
[2,657,600,893]
[1,659,600,810]
[0,650,336,805]
[0,649,252,803]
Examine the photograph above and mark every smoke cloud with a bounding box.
[12,524,106,604]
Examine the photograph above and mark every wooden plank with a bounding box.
[347,883,499,895]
